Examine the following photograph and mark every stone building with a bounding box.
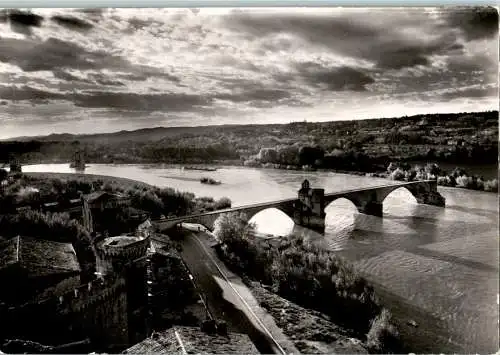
[9,159,22,174]
[82,191,131,233]
[295,179,326,230]
[0,231,152,353]
[0,236,81,305]
[93,232,151,345]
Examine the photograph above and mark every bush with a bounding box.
[456,175,475,188]
[484,179,498,192]
[213,212,389,338]
[389,168,405,181]
[214,197,232,210]
[437,176,456,187]
[366,308,401,353]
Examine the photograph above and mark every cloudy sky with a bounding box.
[0,7,498,139]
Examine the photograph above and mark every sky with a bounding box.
[0,7,498,139]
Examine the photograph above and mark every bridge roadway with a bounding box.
[152,180,445,232]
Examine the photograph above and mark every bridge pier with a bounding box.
[293,213,325,233]
[413,191,446,207]
[357,201,383,217]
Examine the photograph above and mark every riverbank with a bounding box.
[15,161,498,194]
[246,281,369,354]
[23,172,156,189]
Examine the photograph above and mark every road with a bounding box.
[176,227,289,355]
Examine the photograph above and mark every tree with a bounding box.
[0,168,7,181]
[257,148,279,164]
[213,212,252,244]
[298,146,324,167]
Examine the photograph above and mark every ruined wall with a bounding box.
[0,275,130,351]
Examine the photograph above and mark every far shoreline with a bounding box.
[18,161,498,194]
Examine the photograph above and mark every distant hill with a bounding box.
[1,111,497,169]
[3,124,278,143]
[3,111,497,144]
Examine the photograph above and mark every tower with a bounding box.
[71,150,86,171]
[93,233,151,345]
[295,179,325,232]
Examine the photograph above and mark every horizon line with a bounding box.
[1,110,497,141]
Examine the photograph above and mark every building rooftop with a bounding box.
[83,191,128,204]
[0,236,81,277]
[99,235,145,248]
[123,326,259,355]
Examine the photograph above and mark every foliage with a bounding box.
[200,177,221,185]
[1,112,497,170]
[366,308,401,353]
[389,168,405,181]
[214,197,232,210]
[213,212,400,352]
[484,179,498,192]
[387,162,497,192]
[0,174,233,278]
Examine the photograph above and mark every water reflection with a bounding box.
[249,208,294,237]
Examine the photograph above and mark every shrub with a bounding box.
[437,176,456,187]
[213,212,388,338]
[484,179,498,192]
[214,197,232,210]
[389,168,405,181]
[366,308,401,353]
[456,175,475,189]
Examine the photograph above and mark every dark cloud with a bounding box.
[0,10,8,23]
[215,88,292,103]
[2,9,43,36]
[0,84,211,112]
[54,71,125,87]
[51,15,93,31]
[87,73,125,87]
[77,8,106,19]
[0,85,64,101]
[444,7,499,41]
[53,70,90,83]
[72,91,210,112]
[0,36,180,87]
[224,12,464,70]
[293,62,374,91]
[439,85,498,101]
[125,17,166,33]
[7,9,43,27]
[0,37,108,72]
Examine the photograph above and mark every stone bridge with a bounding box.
[152,180,445,233]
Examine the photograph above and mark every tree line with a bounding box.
[1,111,497,169]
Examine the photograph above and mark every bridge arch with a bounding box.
[379,186,419,205]
[324,197,359,234]
[381,186,418,204]
[247,207,295,236]
[325,197,360,214]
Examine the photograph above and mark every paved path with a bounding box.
[172,225,297,354]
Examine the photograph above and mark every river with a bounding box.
[21,163,499,353]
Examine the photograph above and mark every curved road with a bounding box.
[172,227,291,355]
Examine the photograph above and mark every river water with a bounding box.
[22,163,499,353]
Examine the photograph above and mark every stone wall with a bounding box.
[0,274,130,352]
